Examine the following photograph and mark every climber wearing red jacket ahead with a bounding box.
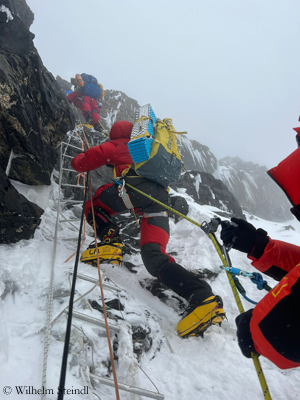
[71,120,226,337]
[67,73,103,132]
[220,126,300,369]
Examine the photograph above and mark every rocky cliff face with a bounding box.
[0,0,75,243]
[215,157,291,222]
[170,170,244,219]
[57,75,139,132]
[180,136,219,175]
[99,89,139,129]
[179,136,291,222]
[0,0,289,246]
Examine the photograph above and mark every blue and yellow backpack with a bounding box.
[75,73,104,101]
[127,104,187,188]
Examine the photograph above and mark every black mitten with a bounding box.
[221,218,268,255]
[235,309,259,358]
[221,218,256,253]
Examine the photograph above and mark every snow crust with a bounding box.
[1,179,300,400]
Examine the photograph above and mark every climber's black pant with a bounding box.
[84,174,214,304]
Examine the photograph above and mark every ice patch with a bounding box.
[10,176,59,210]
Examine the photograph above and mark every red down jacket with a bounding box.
[248,240,300,369]
[71,120,133,176]
[247,145,300,369]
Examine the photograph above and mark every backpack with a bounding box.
[127,104,186,188]
[76,73,103,100]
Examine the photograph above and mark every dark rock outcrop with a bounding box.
[180,135,291,221]
[0,0,75,243]
[180,136,218,175]
[171,170,244,219]
[0,0,75,186]
[99,89,139,129]
[0,166,43,243]
[56,76,139,132]
[169,194,189,223]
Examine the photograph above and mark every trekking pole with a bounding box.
[124,182,272,400]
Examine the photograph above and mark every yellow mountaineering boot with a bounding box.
[177,295,226,338]
[80,238,123,266]
[79,123,94,129]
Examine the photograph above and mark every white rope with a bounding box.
[40,130,85,399]
[41,166,62,398]
[80,366,98,400]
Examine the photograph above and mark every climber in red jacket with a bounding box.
[67,90,101,130]
[220,125,300,369]
[72,120,226,338]
[68,74,102,132]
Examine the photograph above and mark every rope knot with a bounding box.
[251,272,267,290]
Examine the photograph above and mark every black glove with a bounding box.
[235,309,259,358]
[221,218,268,256]
[221,218,256,253]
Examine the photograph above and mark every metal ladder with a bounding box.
[56,131,87,242]
[54,128,165,400]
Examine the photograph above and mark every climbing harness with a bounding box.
[115,178,133,210]
[124,181,272,400]
[115,178,139,225]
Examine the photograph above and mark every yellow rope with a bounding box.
[125,181,272,400]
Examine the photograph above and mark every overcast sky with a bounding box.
[26,0,300,169]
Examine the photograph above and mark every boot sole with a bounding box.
[81,245,123,266]
[177,302,226,338]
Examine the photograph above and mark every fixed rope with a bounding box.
[41,178,61,397]
[57,172,89,400]
[124,181,272,400]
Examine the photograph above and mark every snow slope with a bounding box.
[1,179,300,400]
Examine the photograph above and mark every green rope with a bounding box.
[125,181,272,400]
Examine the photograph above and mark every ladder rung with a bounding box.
[62,168,84,173]
[89,373,164,400]
[68,310,120,333]
[60,218,81,223]
[61,183,85,189]
[60,200,83,203]
[75,273,121,292]
[62,142,84,151]
[62,154,73,159]
[62,236,85,241]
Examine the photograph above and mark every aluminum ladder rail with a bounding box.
[67,273,165,399]
[56,132,87,241]
[56,130,165,400]
[90,373,164,400]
